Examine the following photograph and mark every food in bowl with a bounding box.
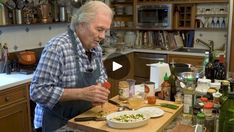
[110,113,145,123]
[106,111,150,129]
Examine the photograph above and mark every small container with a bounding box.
[127,79,136,98]
[144,81,156,104]
[213,92,222,107]
[118,81,129,101]
[174,92,182,104]
[204,102,214,116]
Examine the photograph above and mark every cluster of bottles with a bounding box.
[192,80,234,132]
[203,51,226,82]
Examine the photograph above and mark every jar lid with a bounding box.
[198,78,211,83]
[197,112,205,119]
[213,92,222,98]
[222,80,230,86]
[210,82,221,90]
[200,97,208,102]
[204,102,213,109]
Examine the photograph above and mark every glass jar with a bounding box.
[205,115,215,132]
[118,81,129,101]
[127,79,136,98]
[124,31,136,48]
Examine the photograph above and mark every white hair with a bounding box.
[70,0,113,31]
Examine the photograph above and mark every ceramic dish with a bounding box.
[106,111,150,129]
[137,107,165,118]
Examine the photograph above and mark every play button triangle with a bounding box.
[112,61,122,71]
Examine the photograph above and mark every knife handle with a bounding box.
[74,117,96,122]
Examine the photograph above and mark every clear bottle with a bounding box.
[127,79,136,98]
[195,112,205,132]
[183,77,195,114]
[161,73,171,101]
[202,51,210,76]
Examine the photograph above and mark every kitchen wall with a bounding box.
[194,31,227,50]
[0,23,68,52]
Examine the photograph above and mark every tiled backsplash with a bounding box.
[0,23,68,52]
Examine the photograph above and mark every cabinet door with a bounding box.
[168,54,203,68]
[0,101,30,132]
[174,4,196,29]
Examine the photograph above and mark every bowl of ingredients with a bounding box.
[106,110,150,129]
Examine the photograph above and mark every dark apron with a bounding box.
[42,28,101,132]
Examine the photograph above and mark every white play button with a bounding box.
[112,61,122,71]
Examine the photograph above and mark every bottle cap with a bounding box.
[222,80,230,86]
[197,112,205,120]
[200,97,208,102]
[164,73,169,81]
[204,102,214,109]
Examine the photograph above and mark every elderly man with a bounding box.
[30,1,113,131]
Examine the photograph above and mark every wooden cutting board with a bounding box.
[68,96,183,132]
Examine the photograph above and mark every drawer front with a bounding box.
[0,84,27,107]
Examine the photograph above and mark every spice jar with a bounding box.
[118,81,129,101]
[144,81,156,104]
[213,91,222,108]
[204,102,214,117]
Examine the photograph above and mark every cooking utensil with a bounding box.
[108,100,132,111]
[74,116,106,122]
[17,51,36,65]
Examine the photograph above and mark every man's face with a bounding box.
[77,12,112,50]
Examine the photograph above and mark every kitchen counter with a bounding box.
[0,72,33,90]
[102,48,205,60]
[0,48,205,91]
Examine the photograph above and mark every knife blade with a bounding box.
[108,100,132,110]
[108,99,121,106]
[74,117,106,122]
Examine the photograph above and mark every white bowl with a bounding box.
[106,111,150,129]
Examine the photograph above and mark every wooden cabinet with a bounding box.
[110,0,134,29]
[229,1,234,72]
[168,54,203,68]
[0,83,31,132]
[104,53,134,98]
[174,4,196,29]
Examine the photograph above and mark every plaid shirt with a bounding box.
[30,30,107,128]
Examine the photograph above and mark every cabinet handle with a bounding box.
[138,57,165,61]
[5,96,10,102]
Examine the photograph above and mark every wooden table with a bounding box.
[68,96,183,132]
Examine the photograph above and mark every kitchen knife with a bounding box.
[108,99,121,106]
[108,100,132,110]
[74,117,106,122]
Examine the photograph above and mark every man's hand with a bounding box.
[82,84,110,103]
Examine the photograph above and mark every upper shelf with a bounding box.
[0,22,69,28]
[136,0,228,4]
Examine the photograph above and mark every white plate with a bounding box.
[106,111,150,129]
[137,107,165,118]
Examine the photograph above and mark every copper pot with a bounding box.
[18,51,36,65]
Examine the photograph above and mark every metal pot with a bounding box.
[18,51,36,65]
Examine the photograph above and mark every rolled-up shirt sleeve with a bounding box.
[30,44,64,109]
